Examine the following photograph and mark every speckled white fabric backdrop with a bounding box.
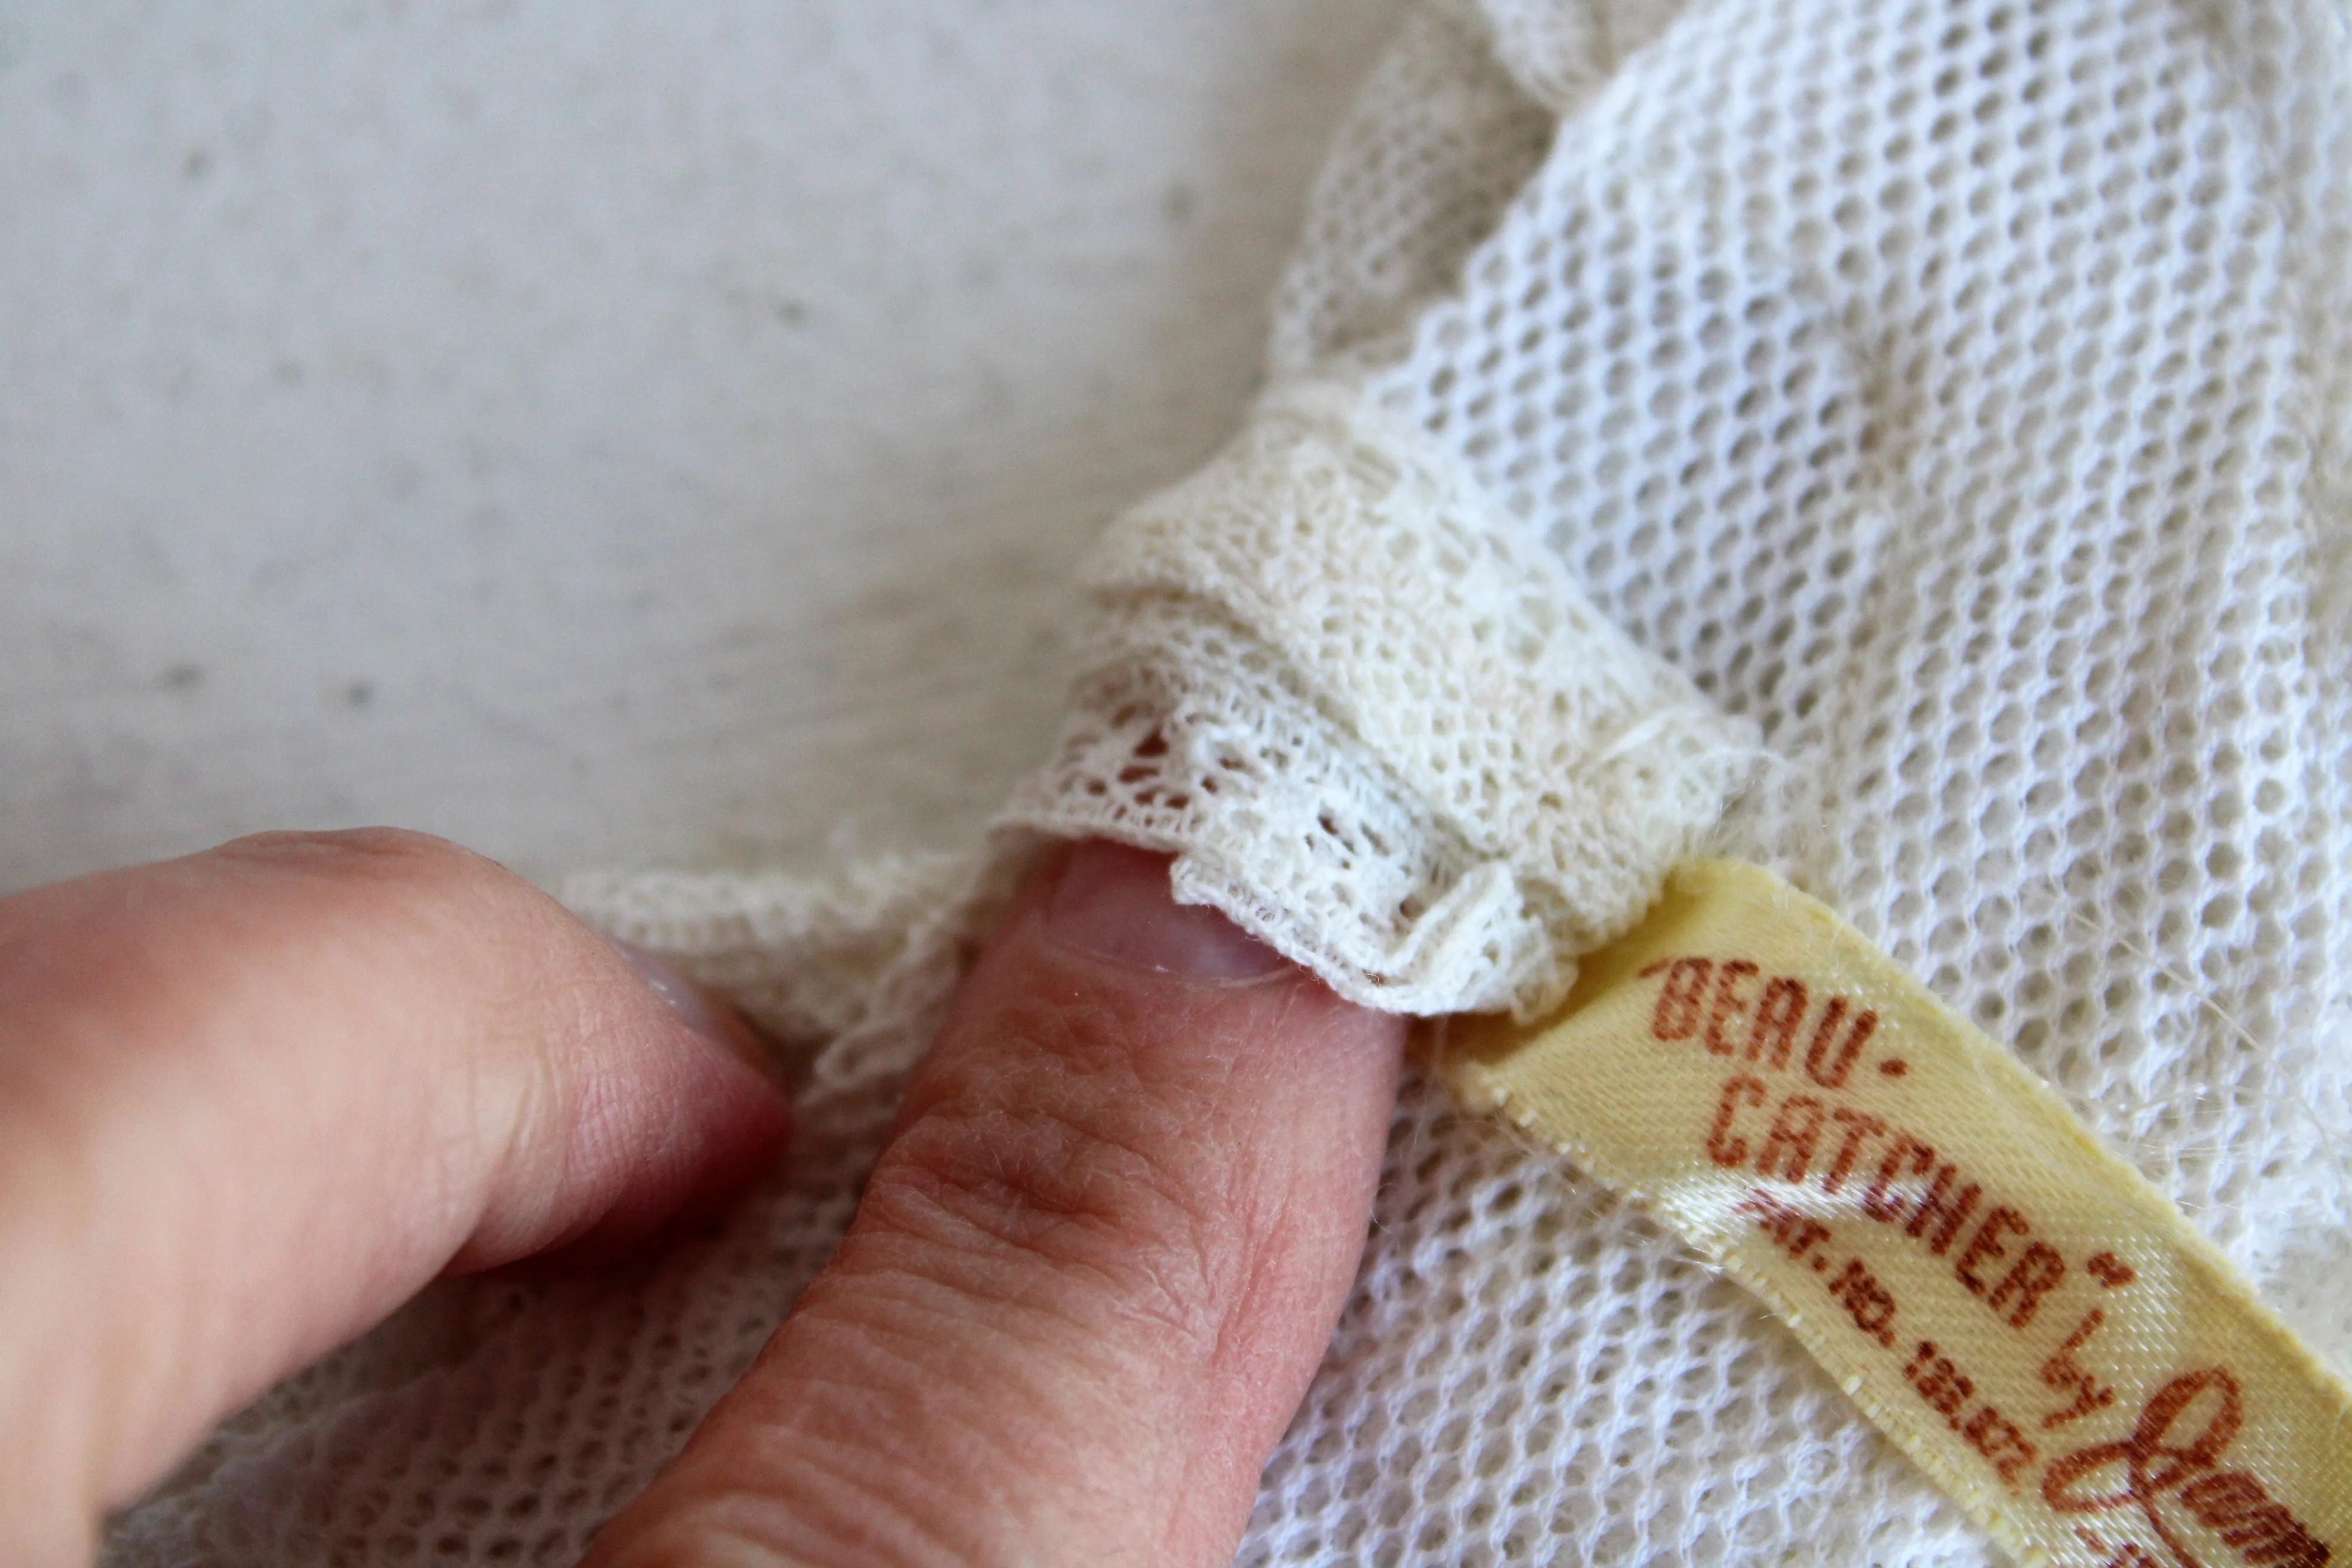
[0,0,1407,896]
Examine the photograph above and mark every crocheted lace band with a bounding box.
[1002,378,1760,1020]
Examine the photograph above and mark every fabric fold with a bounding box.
[1001,377,1759,1019]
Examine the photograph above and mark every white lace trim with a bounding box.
[1001,378,1759,1018]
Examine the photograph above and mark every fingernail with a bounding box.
[605,937,787,1088]
[1043,840,1289,980]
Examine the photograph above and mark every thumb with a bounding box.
[0,829,794,1565]
[586,840,1407,1568]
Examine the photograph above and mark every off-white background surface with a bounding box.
[1,0,1408,896]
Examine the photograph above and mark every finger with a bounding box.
[588,841,1407,1568]
[0,829,792,1564]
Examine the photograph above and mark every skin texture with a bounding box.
[0,829,795,1564]
[0,833,1404,1567]
[586,841,1405,1568]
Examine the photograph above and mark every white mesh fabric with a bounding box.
[109,0,2352,1563]
[1367,0,2352,1288]
[1240,0,2352,1557]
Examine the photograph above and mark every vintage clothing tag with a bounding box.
[1446,861,2351,1568]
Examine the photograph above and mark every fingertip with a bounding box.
[0,830,813,1538]
[602,937,795,1094]
[1039,841,1290,980]
[520,1067,791,1269]
[467,945,797,1270]
[586,839,1406,1568]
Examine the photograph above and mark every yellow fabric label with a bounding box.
[1443,861,2351,1568]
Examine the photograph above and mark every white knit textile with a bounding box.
[110,0,2352,1564]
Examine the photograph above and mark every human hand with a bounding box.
[0,830,1405,1566]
